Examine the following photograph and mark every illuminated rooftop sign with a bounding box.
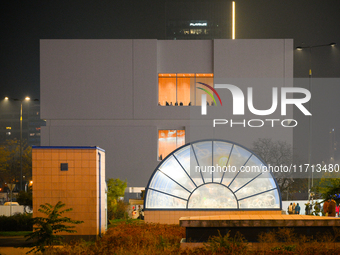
[190,22,207,26]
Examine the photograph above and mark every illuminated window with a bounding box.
[6,132,11,136]
[6,127,11,130]
[158,130,185,160]
[158,73,214,106]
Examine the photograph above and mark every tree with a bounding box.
[25,201,83,254]
[107,178,127,220]
[0,139,32,187]
[314,172,340,203]
[16,186,32,211]
[252,138,293,196]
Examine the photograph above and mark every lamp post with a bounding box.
[4,96,31,191]
[296,42,336,201]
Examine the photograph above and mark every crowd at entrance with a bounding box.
[288,200,340,217]
[288,203,301,214]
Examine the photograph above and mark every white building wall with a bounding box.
[40,39,134,120]
[40,39,293,187]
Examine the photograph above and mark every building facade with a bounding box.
[165,0,231,39]
[32,146,106,237]
[0,100,45,147]
[40,39,293,187]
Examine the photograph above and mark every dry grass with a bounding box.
[42,222,340,255]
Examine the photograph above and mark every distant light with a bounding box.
[296,47,302,50]
[189,22,207,27]
[330,42,336,47]
[4,97,9,100]
[232,1,235,40]
[25,97,30,101]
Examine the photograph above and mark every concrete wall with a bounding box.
[0,206,25,216]
[40,39,293,187]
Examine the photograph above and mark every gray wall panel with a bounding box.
[47,125,159,186]
[214,39,286,78]
[157,40,213,73]
[40,39,133,120]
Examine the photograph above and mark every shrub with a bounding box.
[0,213,33,231]
[25,201,83,254]
[111,200,129,220]
[205,230,248,255]
[45,220,185,255]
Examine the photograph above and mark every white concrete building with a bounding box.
[40,39,293,187]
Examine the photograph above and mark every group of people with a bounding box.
[288,202,301,214]
[289,199,340,216]
[159,101,215,106]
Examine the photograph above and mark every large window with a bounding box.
[158,130,185,161]
[146,139,281,210]
[158,73,214,106]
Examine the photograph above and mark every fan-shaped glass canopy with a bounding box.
[145,140,281,210]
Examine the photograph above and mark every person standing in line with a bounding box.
[328,199,336,217]
[323,200,330,216]
[295,203,301,214]
[288,203,293,214]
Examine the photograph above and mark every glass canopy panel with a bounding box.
[146,140,282,210]
[188,145,204,186]
[213,141,233,183]
[174,146,191,175]
[238,189,280,209]
[192,141,213,183]
[188,183,237,209]
[145,189,187,209]
[227,145,252,191]
[229,154,264,191]
[149,170,190,200]
[234,172,277,200]
[158,155,195,192]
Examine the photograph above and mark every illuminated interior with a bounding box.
[158,73,214,106]
[146,139,281,210]
[158,130,185,160]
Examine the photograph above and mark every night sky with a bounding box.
[1,0,340,163]
[1,0,340,99]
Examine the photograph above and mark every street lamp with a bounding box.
[4,96,31,191]
[295,42,336,201]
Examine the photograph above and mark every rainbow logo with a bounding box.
[197,82,223,106]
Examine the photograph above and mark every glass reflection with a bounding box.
[146,140,281,210]
[188,183,237,209]
[159,155,195,192]
[238,190,280,209]
[146,189,187,208]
